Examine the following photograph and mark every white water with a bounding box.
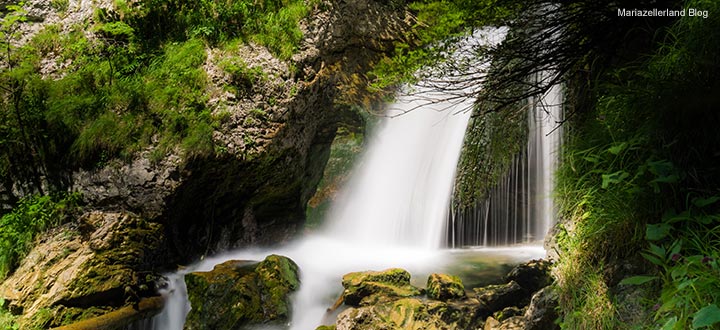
[147,30,547,330]
[448,79,563,247]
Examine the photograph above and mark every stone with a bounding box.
[341,269,421,307]
[184,255,300,330]
[0,211,165,329]
[493,306,524,322]
[504,259,552,294]
[523,286,559,330]
[336,298,452,330]
[474,281,526,317]
[484,315,527,330]
[426,273,466,301]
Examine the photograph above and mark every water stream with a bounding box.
[147,30,550,330]
[447,79,563,247]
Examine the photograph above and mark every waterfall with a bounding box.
[145,30,526,330]
[448,81,563,247]
[323,89,473,248]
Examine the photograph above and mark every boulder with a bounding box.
[341,269,421,307]
[184,255,300,330]
[426,273,466,301]
[474,281,526,317]
[523,286,559,330]
[504,259,552,294]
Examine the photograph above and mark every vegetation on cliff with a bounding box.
[372,0,720,328]
[0,0,318,190]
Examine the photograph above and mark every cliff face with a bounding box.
[0,0,415,327]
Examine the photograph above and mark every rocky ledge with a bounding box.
[318,259,557,330]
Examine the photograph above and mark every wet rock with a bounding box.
[341,268,421,307]
[524,286,559,330]
[0,211,165,328]
[504,259,552,294]
[485,315,526,330]
[426,273,466,301]
[493,306,524,322]
[316,325,337,330]
[474,281,525,317]
[184,255,300,330]
[336,298,454,330]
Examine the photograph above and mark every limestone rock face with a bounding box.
[184,255,300,330]
[0,211,165,329]
[426,273,466,301]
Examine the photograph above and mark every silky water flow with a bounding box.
[146,30,547,330]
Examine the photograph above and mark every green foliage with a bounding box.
[369,0,524,90]
[219,55,266,95]
[0,193,82,280]
[2,0,319,179]
[50,0,69,12]
[554,0,720,328]
[117,0,316,59]
[0,298,19,330]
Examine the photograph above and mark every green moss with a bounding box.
[426,273,465,301]
[185,255,300,329]
[342,269,422,307]
[65,215,163,304]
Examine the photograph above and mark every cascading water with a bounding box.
[145,29,544,330]
[447,79,563,247]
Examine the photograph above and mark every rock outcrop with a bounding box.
[0,0,417,326]
[183,255,300,330]
[0,212,165,329]
[323,260,558,330]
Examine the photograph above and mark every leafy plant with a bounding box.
[0,193,82,279]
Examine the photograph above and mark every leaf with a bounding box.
[692,304,720,328]
[692,196,720,208]
[662,317,678,330]
[640,252,664,266]
[647,223,672,241]
[601,170,630,189]
[607,142,628,155]
[619,275,656,285]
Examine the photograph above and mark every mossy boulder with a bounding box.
[341,268,421,307]
[426,273,466,301]
[184,254,300,330]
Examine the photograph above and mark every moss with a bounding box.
[64,215,164,307]
[184,255,300,330]
[426,273,465,301]
[342,269,422,307]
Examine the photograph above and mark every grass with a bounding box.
[553,1,720,328]
[1,0,319,179]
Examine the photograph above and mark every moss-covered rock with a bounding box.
[184,255,300,330]
[426,273,466,301]
[341,269,421,307]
